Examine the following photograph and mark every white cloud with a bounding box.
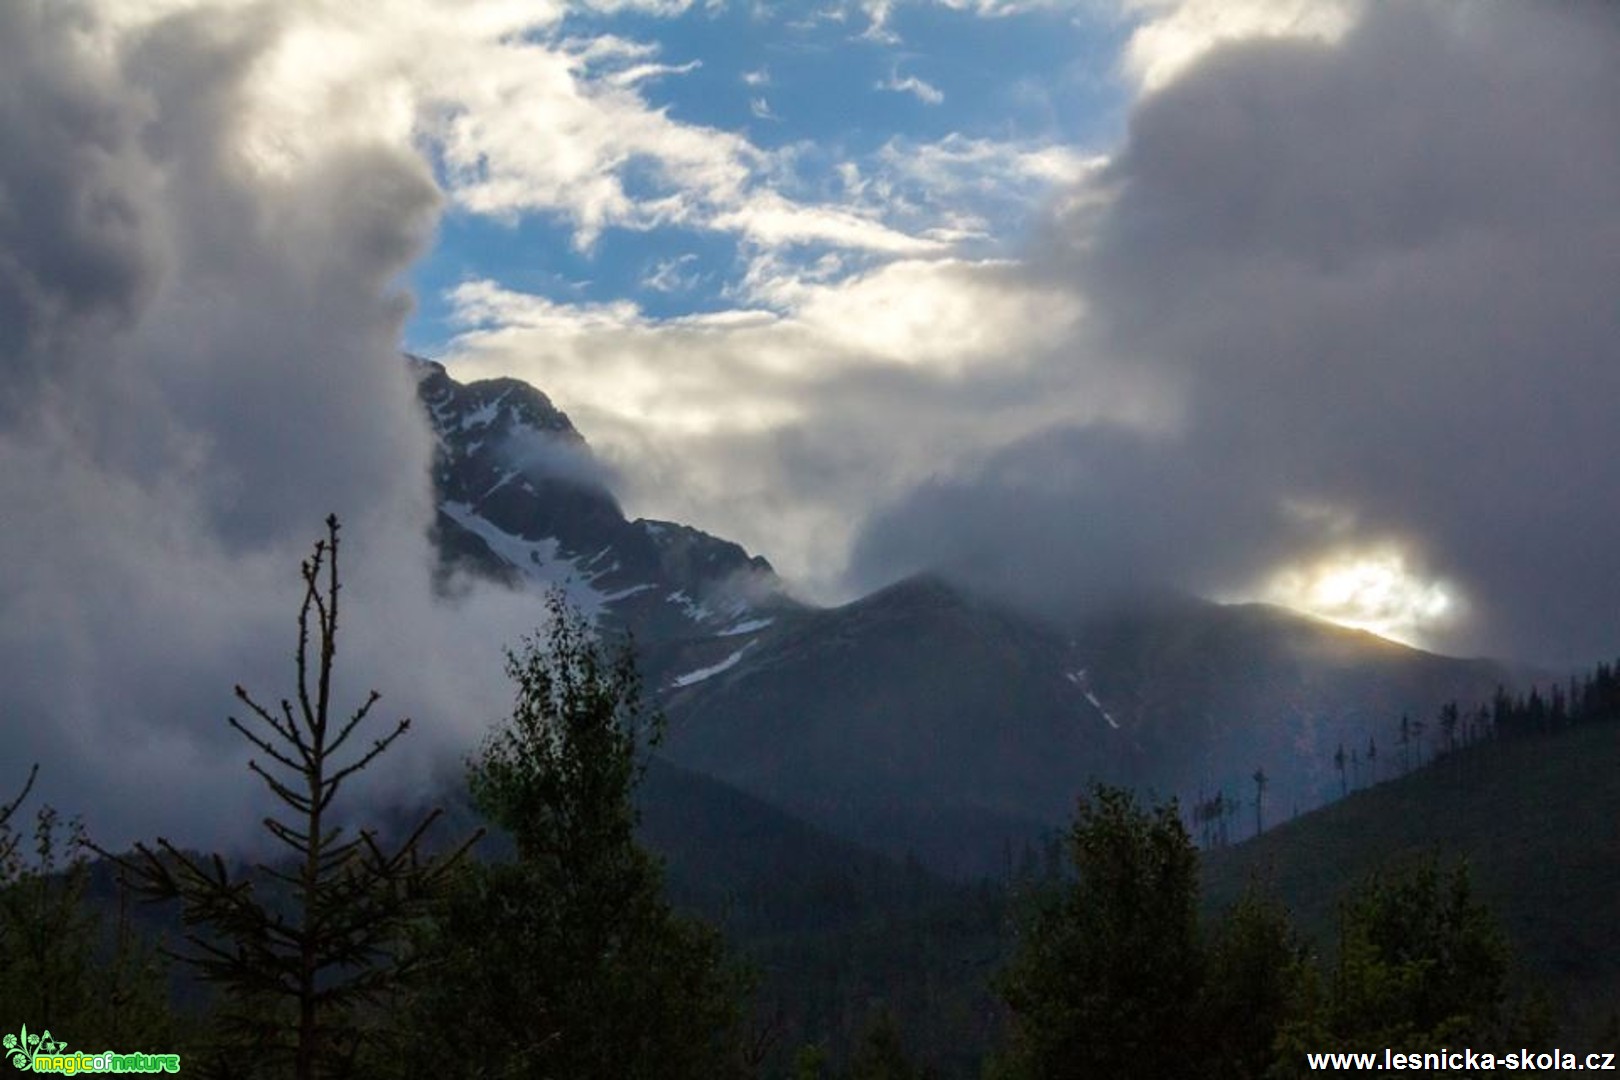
[578,0,701,14]
[850,0,1077,42]
[440,258,1132,597]
[643,253,702,293]
[1119,0,1362,92]
[877,133,1100,197]
[98,0,953,261]
[876,71,945,105]
[710,190,946,256]
[0,0,563,850]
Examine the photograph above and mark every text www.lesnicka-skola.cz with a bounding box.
[1307,1049,1617,1072]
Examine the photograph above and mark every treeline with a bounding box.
[0,519,1576,1077]
[1387,660,1620,777]
[1194,657,1620,849]
[1478,660,1620,742]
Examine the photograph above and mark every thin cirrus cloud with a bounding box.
[875,70,946,104]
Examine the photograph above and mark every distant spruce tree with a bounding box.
[395,588,747,1080]
[99,516,474,1079]
[1252,768,1268,838]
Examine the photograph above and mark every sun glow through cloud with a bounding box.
[1261,546,1460,649]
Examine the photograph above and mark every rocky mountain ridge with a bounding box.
[415,355,795,645]
[413,357,1515,875]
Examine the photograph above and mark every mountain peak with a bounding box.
[412,356,791,640]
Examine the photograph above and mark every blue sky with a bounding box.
[386,0,1580,655]
[405,2,1131,352]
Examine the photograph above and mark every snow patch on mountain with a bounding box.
[460,390,513,431]
[668,589,713,625]
[718,617,774,637]
[441,500,610,616]
[671,642,756,688]
[1066,668,1121,730]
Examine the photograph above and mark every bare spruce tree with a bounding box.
[103,516,475,1079]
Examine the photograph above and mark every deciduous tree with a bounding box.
[398,589,746,1080]
[993,785,1201,1080]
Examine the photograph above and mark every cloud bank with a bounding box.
[0,0,545,850]
[852,2,1620,663]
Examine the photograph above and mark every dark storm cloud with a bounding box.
[0,2,163,409]
[851,2,1620,663]
[0,2,538,850]
[850,423,1308,616]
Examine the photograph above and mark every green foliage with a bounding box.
[396,589,747,1080]
[1327,858,1508,1050]
[1269,857,1536,1076]
[99,517,471,1079]
[0,806,99,1030]
[992,787,1546,1079]
[993,785,1202,1080]
[0,781,175,1048]
[1199,887,1309,1080]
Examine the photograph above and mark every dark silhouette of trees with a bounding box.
[0,771,174,1048]
[1439,701,1460,757]
[1482,659,1620,743]
[996,795,1547,1078]
[395,589,747,1080]
[1271,857,1539,1072]
[1199,887,1309,1080]
[845,1007,929,1080]
[994,786,1201,1079]
[100,516,473,1079]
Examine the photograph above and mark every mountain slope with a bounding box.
[659,574,1510,875]
[1062,596,1509,825]
[1202,717,1620,1034]
[410,359,1514,878]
